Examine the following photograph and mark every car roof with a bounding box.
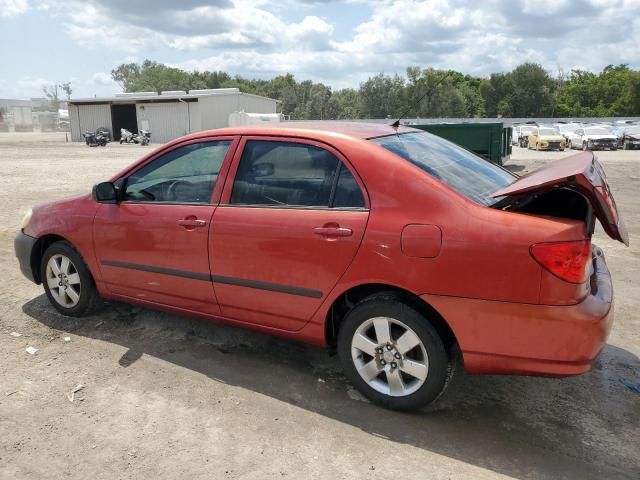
[181,121,418,141]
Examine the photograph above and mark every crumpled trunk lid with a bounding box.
[492,151,629,245]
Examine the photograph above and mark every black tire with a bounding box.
[40,241,101,317]
[337,295,449,411]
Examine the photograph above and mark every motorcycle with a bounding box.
[82,129,109,147]
[120,128,152,146]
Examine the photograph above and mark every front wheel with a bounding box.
[338,296,450,411]
[41,241,101,317]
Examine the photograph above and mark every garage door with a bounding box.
[136,103,189,143]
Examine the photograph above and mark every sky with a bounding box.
[1,0,639,99]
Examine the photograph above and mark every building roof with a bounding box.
[69,89,279,105]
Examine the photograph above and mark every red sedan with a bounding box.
[15,123,627,410]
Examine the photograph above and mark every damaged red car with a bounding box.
[15,123,628,410]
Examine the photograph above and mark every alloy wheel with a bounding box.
[46,254,81,308]
[351,316,429,397]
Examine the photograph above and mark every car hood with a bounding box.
[583,134,617,140]
[492,151,629,245]
[538,135,565,141]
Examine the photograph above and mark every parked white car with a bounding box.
[566,127,618,151]
[515,125,537,148]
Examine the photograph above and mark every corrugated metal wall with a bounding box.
[200,93,278,130]
[79,104,112,137]
[69,104,81,142]
[70,104,112,141]
[136,102,190,143]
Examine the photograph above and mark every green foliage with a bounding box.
[110,60,640,119]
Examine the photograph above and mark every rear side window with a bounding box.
[333,165,365,208]
[230,140,365,208]
[371,132,514,206]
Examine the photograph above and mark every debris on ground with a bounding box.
[6,390,19,396]
[66,384,85,403]
[619,378,640,393]
[25,346,38,355]
[10,332,22,337]
[318,378,326,383]
[95,321,104,328]
[346,386,369,403]
[63,336,71,342]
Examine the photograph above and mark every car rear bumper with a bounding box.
[15,231,38,283]
[421,246,614,376]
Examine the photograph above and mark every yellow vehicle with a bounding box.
[528,127,566,151]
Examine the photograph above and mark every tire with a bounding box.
[337,295,449,411]
[583,142,588,151]
[41,241,101,317]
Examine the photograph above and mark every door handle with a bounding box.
[313,226,353,237]
[177,218,207,228]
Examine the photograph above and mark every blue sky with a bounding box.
[1,0,639,99]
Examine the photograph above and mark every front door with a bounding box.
[210,137,370,331]
[94,138,237,315]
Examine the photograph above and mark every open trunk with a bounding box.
[492,152,629,246]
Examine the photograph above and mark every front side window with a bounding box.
[230,141,336,207]
[125,141,231,203]
[371,132,515,206]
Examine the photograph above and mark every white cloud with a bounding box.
[20,0,640,90]
[90,72,115,86]
[0,0,29,17]
[17,76,53,92]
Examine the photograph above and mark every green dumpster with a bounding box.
[411,122,512,165]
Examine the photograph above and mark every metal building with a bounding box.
[68,88,279,143]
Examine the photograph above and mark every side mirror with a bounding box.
[92,181,118,203]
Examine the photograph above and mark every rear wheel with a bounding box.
[41,241,101,317]
[338,296,449,411]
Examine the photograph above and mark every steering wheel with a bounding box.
[166,180,195,202]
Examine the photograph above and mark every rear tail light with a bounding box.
[530,240,591,284]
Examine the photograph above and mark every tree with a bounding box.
[107,59,640,120]
[61,82,72,101]
[42,84,62,111]
[358,73,406,118]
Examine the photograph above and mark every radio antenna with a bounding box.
[390,70,455,130]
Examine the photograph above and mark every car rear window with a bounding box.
[371,132,515,205]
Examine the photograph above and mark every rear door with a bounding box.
[492,151,628,245]
[210,137,369,331]
[94,137,238,314]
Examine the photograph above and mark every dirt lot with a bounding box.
[1,132,638,479]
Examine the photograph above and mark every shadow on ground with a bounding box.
[23,296,640,480]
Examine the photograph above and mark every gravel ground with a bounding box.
[0,132,638,479]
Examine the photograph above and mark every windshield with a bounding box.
[371,132,515,206]
[585,128,611,135]
[537,128,556,135]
